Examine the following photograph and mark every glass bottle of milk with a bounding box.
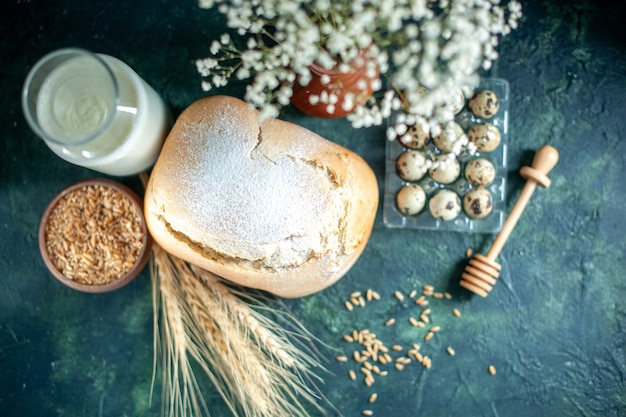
[22,48,171,176]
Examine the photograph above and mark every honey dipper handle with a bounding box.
[486,146,559,261]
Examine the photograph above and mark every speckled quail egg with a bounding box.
[428,154,460,184]
[433,122,465,153]
[396,150,429,182]
[429,189,462,221]
[446,85,466,115]
[468,90,499,119]
[467,123,501,153]
[396,184,427,216]
[463,188,494,219]
[399,123,430,149]
[464,158,496,187]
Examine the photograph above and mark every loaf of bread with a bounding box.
[144,96,378,298]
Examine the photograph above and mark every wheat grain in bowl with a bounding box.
[38,179,152,293]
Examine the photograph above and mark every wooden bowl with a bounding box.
[38,179,152,293]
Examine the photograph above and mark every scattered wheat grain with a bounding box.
[44,184,145,286]
[416,296,429,306]
[423,357,432,369]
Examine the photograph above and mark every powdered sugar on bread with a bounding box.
[145,96,378,297]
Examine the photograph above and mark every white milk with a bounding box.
[37,54,171,176]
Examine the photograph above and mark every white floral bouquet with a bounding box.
[196,0,521,142]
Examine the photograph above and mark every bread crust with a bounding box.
[145,96,378,298]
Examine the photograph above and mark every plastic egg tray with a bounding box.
[383,78,509,233]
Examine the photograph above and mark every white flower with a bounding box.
[196,58,218,76]
[196,0,521,134]
[210,40,221,55]
[308,95,320,105]
[212,74,227,87]
[325,31,353,56]
[341,93,355,111]
[236,66,251,80]
[394,123,407,136]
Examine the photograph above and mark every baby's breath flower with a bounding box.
[209,40,221,55]
[308,95,320,105]
[196,0,522,139]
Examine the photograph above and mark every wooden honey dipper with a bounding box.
[460,145,559,297]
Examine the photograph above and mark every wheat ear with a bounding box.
[151,243,328,417]
[151,244,212,417]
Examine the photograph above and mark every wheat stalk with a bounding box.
[150,243,328,417]
[151,245,211,417]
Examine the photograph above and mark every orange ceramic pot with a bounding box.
[290,55,379,118]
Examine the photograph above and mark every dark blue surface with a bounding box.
[1,0,626,416]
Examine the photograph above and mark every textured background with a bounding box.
[1,0,625,416]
